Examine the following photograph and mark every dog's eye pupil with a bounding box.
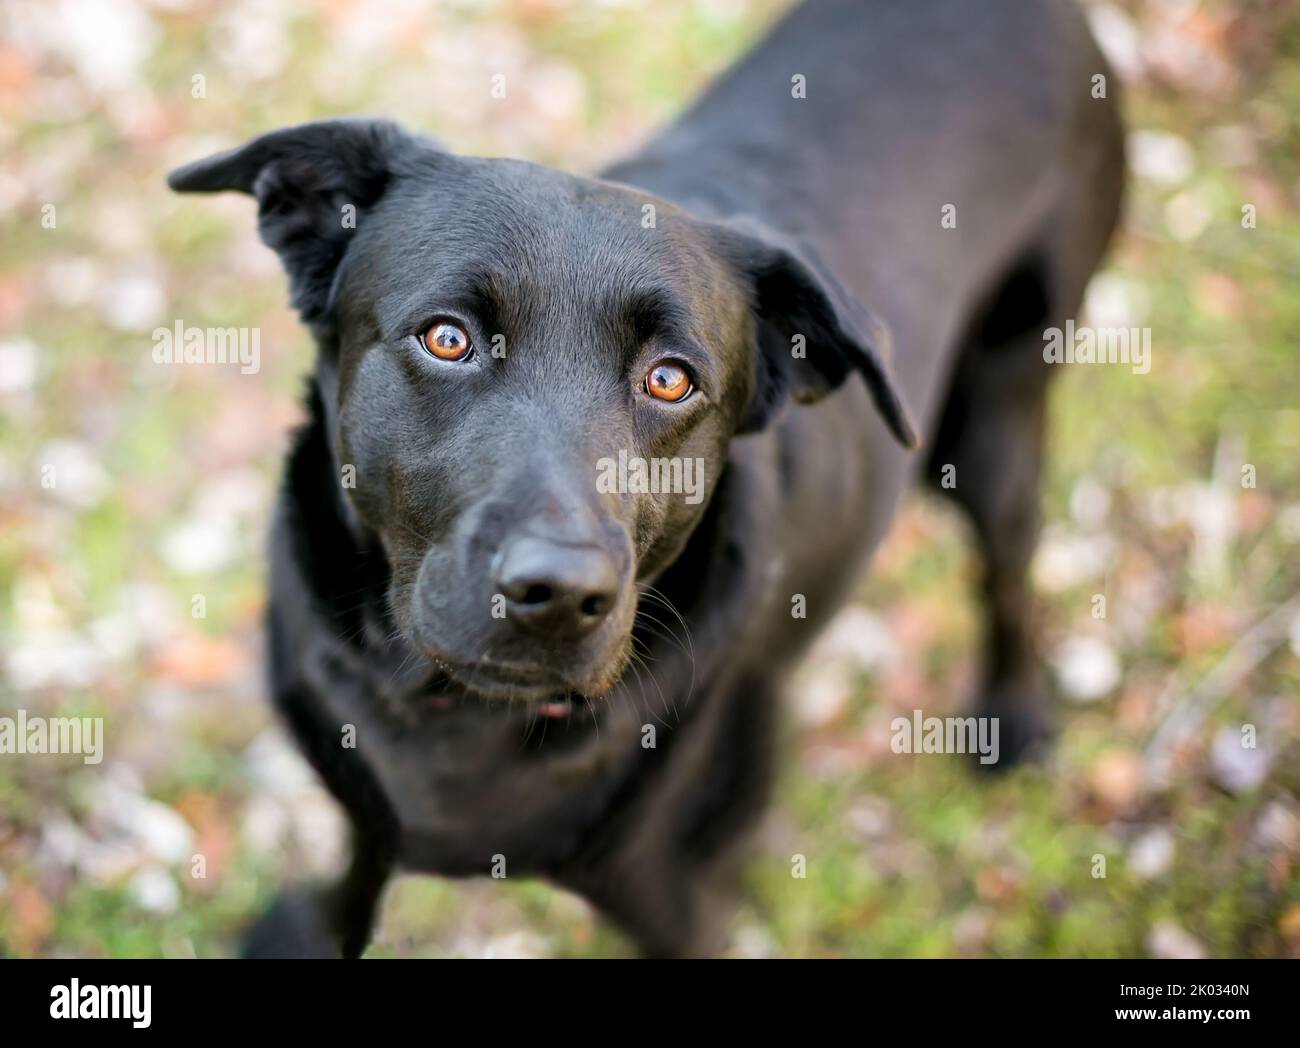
[645,361,692,402]
[424,321,472,361]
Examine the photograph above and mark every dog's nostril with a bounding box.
[494,535,621,637]
[520,583,553,605]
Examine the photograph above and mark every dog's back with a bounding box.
[607,0,1125,670]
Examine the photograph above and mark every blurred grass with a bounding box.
[0,0,1298,957]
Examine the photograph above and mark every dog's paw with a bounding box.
[241,889,342,959]
[970,692,1053,773]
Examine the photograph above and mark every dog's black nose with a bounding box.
[494,536,620,638]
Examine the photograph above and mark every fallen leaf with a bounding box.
[150,634,247,688]
[8,876,53,956]
[1088,747,1145,812]
[1147,921,1207,960]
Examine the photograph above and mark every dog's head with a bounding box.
[170,118,915,704]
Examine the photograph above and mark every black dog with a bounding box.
[169,0,1124,957]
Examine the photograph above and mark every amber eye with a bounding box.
[644,361,693,403]
[422,320,472,361]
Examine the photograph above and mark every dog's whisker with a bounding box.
[627,649,674,730]
[634,652,673,724]
[638,587,697,711]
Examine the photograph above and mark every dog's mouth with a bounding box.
[408,586,636,716]
[426,653,622,717]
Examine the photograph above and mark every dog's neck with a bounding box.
[277,382,426,697]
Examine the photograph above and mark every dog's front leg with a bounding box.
[242,829,394,959]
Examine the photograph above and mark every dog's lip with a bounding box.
[428,654,588,704]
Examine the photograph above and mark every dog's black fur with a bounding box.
[169,0,1124,957]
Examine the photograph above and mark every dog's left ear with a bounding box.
[712,221,918,448]
[168,118,433,326]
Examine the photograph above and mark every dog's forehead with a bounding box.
[348,157,731,336]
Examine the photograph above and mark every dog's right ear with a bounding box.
[168,118,432,325]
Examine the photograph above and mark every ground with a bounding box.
[0,0,1297,958]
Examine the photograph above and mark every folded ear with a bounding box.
[713,220,918,448]
[168,118,430,325]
